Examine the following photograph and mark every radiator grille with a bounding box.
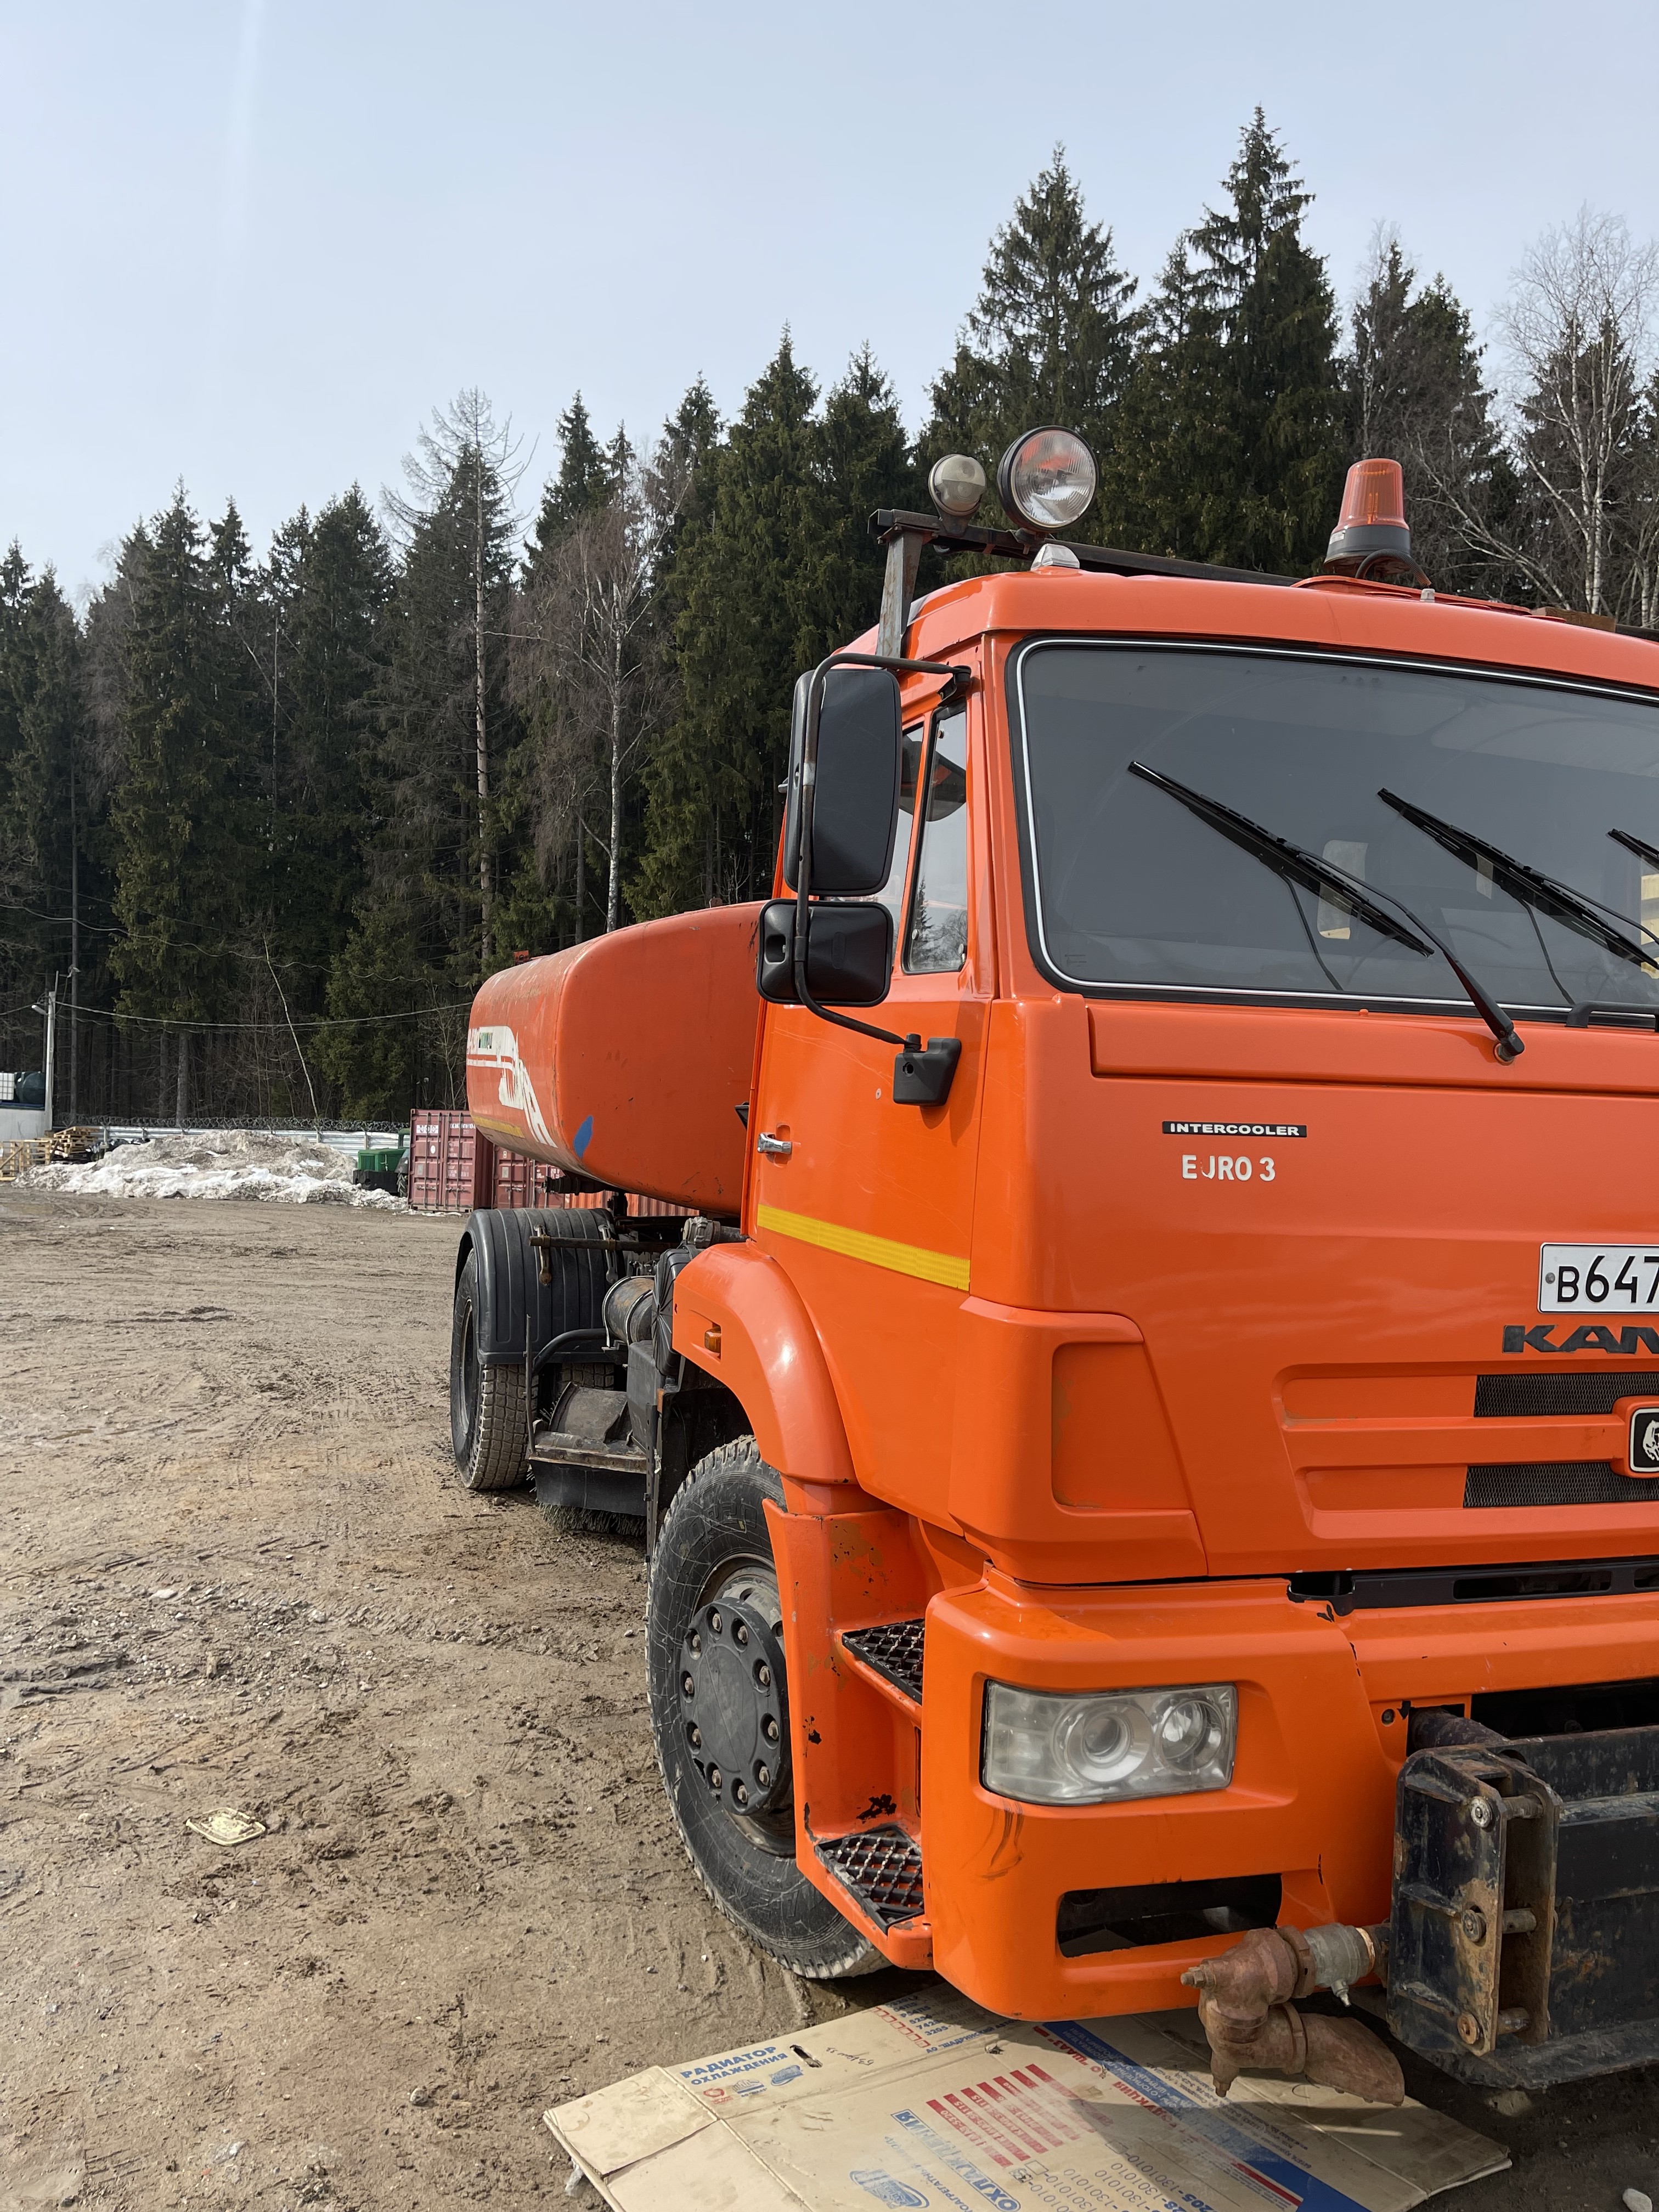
[816,1825,926,1927]
[1465,1460,1659,1508]
[1475,1371,1659,1418]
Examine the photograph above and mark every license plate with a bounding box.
[1539,1244,1659,1312]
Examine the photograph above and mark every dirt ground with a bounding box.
[2,1190,1657,2212]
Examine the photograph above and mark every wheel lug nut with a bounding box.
[708,1765,723,1791]
[756,1663,771,1688]
[689,1632,701,1656]
[688,1725,702,1748]
[734,1622,749,1646]
[708,1609,723,1634]
[755,1764,770,1787]
[733,1780,749,1805]
[681,1672,695,1697]
[762,1716,778,1742]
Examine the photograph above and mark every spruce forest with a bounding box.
[5,115,1658,1125]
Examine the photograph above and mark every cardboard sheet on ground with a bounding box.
[545,1987,1507,2211]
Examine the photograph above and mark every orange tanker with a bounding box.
[456,435,1659,2099]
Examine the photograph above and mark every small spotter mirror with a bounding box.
[757,899,895,1007]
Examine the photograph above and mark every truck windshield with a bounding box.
[1014,641,1659,1017]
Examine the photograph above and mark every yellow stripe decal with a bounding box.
[756,1202,970,1291]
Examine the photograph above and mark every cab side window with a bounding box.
[873,725,925,939]
[904,710,969,974]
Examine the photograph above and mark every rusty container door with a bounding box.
[410,1104,684,1217]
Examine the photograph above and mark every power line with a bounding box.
[68,1001,472,1035]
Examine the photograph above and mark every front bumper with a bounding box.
[919,1572,1659,2021]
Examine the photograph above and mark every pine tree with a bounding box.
[0,551,90,1088]
[1120,112,1344,571]
[523,394,614,585]
[262,487,392,1009]
[109,490,253,1116]
[926,149,1136,518]
[635,340,916,916]
[319,411,522,1116]
[660,377,720,487]
[1347,235,1518,593]
[636,336,823,913]
[811,346,922,647]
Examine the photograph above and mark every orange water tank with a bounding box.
[464,903,761,1216]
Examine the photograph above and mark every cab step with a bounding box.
[529,1426,648,1474]
[816,1824,926,1928]
[840,1619,925,1704]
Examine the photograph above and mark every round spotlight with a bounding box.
[928,452,987,521]
[997,427,1098,533]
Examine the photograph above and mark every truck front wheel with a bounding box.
[647,1438,879,1979]
[449,1250,528,1491]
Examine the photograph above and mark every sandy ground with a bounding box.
[1,1190,1656,2212]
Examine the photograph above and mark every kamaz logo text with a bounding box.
[1504,1323,1659,1355]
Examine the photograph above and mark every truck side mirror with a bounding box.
[782,667,902,896]
[757,899,894,1007]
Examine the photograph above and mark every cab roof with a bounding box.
[893,565,1659,700]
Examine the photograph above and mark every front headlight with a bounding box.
[981,1681,1237,1805]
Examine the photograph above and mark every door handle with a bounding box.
[756,1133,792,1158]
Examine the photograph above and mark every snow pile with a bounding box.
[20,1130,403,1209]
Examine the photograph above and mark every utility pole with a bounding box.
[37,981,57,1132]
[69,746,79,1121]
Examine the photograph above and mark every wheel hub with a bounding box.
[679,1591,789,1818]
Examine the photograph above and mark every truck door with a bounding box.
[750,692,990,1517]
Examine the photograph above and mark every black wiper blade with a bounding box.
[1380,790,1652,972]
[1611,828,1659,871]
[1128,762,1433,956]
[1130,760,1523,1063]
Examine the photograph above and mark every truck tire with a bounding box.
[450,1250,528,1491]
[648,1437,881,1979]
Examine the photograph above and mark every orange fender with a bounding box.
[672,1242,857,1497]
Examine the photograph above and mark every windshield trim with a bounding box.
[1007,635,1659,1023]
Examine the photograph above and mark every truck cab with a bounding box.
[459,439,1659,2097]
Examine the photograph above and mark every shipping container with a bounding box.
[407,1107,680,1217]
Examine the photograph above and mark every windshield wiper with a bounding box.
[1381,790,1652,972]
[1130,761,1523,1062]
[1130,763,1432,955]
[1611,828,1659,872]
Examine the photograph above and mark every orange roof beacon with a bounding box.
[458,434,1659,2102]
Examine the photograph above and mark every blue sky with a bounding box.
[3,0,1655,597]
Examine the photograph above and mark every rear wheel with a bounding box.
[647,1437,879,1978]
[449,1250,528,1491]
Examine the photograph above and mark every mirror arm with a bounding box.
[791,648,972,1048]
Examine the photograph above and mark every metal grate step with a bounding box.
[817,1824,926,1928]
[1465,1461,1659,1508]
[841,1620,925,1703]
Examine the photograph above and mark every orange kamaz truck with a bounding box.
[452,431,1659,2102]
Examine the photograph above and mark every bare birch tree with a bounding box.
[1420,211,1657,616]
[514,446,686,934]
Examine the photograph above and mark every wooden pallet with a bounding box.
[0,1126,100,1182]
